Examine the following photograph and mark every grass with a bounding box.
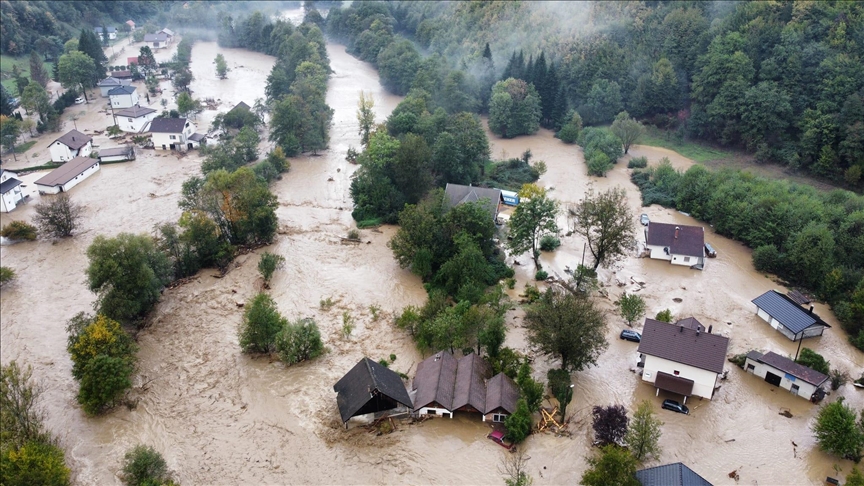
[637,126,734,163]
[0,55,55,94]
[13,140,36,153]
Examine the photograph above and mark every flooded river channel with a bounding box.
[1,29,862,486]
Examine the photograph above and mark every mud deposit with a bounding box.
[2,35,863,486]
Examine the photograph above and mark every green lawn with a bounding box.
[0,55,54,94]
[14,140,36,154]
[637,126,734,163]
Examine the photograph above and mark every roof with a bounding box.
[413,351,458,410]
[34,157,99,187]
[99,146,134,158]
[485,373,519,414]
[115,106,156,118]
[452,353,491,412]
[444,183,502,218]
[144,33,169,42]
[676,317,705,332]
[637,319,729,374]
[94,26,116,33]
[112,70,132,78]
[636,463,713,486]
[0,177,22,194]
[159,28,175,36]
[126,20,135,26]
[148,118,189,133]
[787,290,811,305]
[333,357,412,423]
[98,77,122,87]
[655,371,694,396]
[127,57,139,65]
[52,130,92,150]
[646,222,705,257]
[108,85,136,96]
[188,133,206,142]
[750,351,829,386]
[752,290,831,335]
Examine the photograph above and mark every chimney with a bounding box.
[809,306,814,315]
[679,326,683,333]
[674,226,680,239]
[708,325,713,334]
[696,329,701,336]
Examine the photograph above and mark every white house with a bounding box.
[94,26,117,40]
[97,77,131,97]
[158,28,175,42]
[34,157,100,194]
[0,170,26,213]
[126,20,136,31]
[147,118,205,151]
[645,222,705,269]
[108,86,140,109]
[49,130,93,163]
[744,351,828,402]
[98,146,135,163]
[143,33,170,49]
[751,290,831,341]
[637,318,729,402]
[115,106,157,133]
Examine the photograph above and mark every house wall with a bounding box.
[416,406,452,418]
[152,132,187,150]
[78,142,93,159]
[743,357,821,400]
[99,85,117,97]
[110,91,139,109]
[99,155,129,162]
[641,355,720,400]
[756,308,798,341]
[1,190,20,212]
[670,254,703,267]
[49,142,73,162]
[119,112,156,132]
[61,162,100,192]
[647,244,672,261]
[801,326,826,339]
[483,411,510,422]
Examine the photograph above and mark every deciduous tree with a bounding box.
[215,53,228,79]
[580,446,640,486]
[625,400,663,462]
[357,91,375,147]
[572,188,635,271]
[610,111,645,154]
[239,293,287,354]
[58,51,96,102]
[507,187,558,269]
[33,194,83,238]
[617,292,646,327]
[28,51,49,88]
[812,397,864,462]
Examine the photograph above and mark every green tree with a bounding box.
[655,309,673,323]
[357,91,375,147]
[786,222,835,289]
[524,289,608,372]
[625,400,663,462]
[76,29,107,84]
[557,110,583,144]
[172,67,194,93]
[33,194,83,238]
[1,221,37,241]
[215,53,228,79]
[175,92,201,118]
[239,293,287,354]
[504,398,532,444]
[489,78,541,138]
[1,115,21,155]
[138,46,157,77]
[579,79,623,126]
[580,446,640,486]
[28,51,49,88]
[795,348,830,375]
[58,51,96,102]
[572,188,635,271]
[1,361,48,447]
[507,188,558,268]
[258,252,285,286]
[275,318,324,365]
[376,40,421,96]
[121,445,172,486]
[516,361,544,413]
[812,397,864,462]
[846,468,864,486]
[0,440,71,486]
[547,368,573,421]
[617,292,646,327]
[610,112,645,154]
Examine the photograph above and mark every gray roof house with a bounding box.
[333,357,412,426]
[636,463,713,486]
[744,351,829,402]
[751,290,830,341]
[645,222,705,269]
[443,183,503,221]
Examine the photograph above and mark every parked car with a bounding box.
[704,242,717,258]
[620,330,641,342]
[487,430,514,450]
[661,399,689,415]
[74,96,85,104]
[640,214,650,226]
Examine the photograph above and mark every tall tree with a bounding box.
[593,404,629,446]
[77,29,107,84]
[610,111,645,154]
[0,85,14,116]
[617,292,646,327]
[507,187,558,268]
[571,188,635,271]
[215,53,228,79]
[357,91,375,147]
[28,51,49,88]
[581,446,640,486]
[58,51,96,102]
[811,397,864,462]
[138,46,157,77]
[625,400,663,462]
[20,83,51,120]
[489,78,542,138]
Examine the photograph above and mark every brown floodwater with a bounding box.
[1,27,862,486]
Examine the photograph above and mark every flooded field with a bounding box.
[1,32,863,486]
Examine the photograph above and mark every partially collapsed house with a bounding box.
[333,357,413,427]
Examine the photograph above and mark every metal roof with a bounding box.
[484,373,519,415]
[646,222,705,257]
[98,77,122,87]
[98,146,134,158]
[115,106,156,118]
[637,319,729,374]
[108,85,136,96]
[752,351,829,386]
[444,183,502,218]
[636,463,713,486]
[34,157,99,187]
[144,33,169,42]
[751,290,830,335]
[452,353,491,412]
[0,177,22,194]
[333,357,412,423]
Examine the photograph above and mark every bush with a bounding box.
[557,123,580,143]
[378,358,389,368]
[504,398,532,443]
[33,194,83,238]
[535,270,548,281]
[627,156,648,169]
[77,355,134,415]
[830,369,849,391]
[275,318,324,365]
[121,445,171,486]
[1,221,38,241]
[812,397,864,462]
[0,266,16,286]
[0,441,71,486]
[795,348,830,375]
[239,293,287,354]
[752,244,782,273]
[655,309,673,323]
[539,235,561,252]
[522,284,541,303]
[593,404,629,446]
[347,229,360,240]
[728,353,749,369]
[587,152,614,177]
[257,252,285,286]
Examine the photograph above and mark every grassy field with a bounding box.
[0,55,54,93]
[637,126,735,163]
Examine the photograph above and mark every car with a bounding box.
[704,242,717,258]
[640,214,650,226]
[620,330,641,342]
[661,399,689,415]
[74,97,85,104]
[487,429,514,450]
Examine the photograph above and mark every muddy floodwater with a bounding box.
[2,30,863,486]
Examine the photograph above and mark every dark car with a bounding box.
[620,330,641,342]
[662,399,689,415]
[640,214,650,226]
[704,242,717,258]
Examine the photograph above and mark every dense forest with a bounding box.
[326,1,864,186]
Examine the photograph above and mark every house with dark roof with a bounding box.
[98,146,135,163]
[112,70,133,80]
[751,290,831,341]
[637,318,729,402]
[49,130,93,162]
[108,85,139,109]
[645,222,705,270]
[333,357,412,427]
[1,170,25,213]
[636,462,713,486]
[744,351,829,402]
[116,106,157,133]
[144,32,170,49]
[147,118,204,151]
[98,77,130,97]
[443,183,503,221]
[34,157,100,194]
[412,351,520,422]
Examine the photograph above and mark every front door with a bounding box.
[765,371,782,387]
[790,384,800,396]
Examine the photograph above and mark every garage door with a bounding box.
[765,371,782,387]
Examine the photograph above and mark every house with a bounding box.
[49,130,93,163]
[444,183,504,221]
[636,463,713,486]
[127,56,139,66]
[98,146,135,163]
[112,70,133,80]
[412,351,520,422]
[93,26,117,40]
[115,106,157,133]
[333,357,413,427]
[637,318,730,402]
[108,86,140,109]
[751,290,831,341]
[645,222,705,269]
[143,33,170,49]
[126,20,136,31]
[147,118,205,151]
[97,77,129,97]
[34,157,100,194]
[158,28,175,42]
[744,351,829,401]
[1,170,26,213]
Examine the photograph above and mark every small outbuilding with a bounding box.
[49,130,93,163]
[751,290,831,341]
[98,146,135,163]
[98,77,130,97]
[333,357,413,427]
[636,462,713,486]
[126,20,136,31]
[1,170,26,213]
[112,70,133,80]
[744,351,828,402]
[34,157,100,194]
[645,222,705,269]
[116,106,158,133]
[444,183,503,221]
[108,85,140,109]
[93,26,117,40]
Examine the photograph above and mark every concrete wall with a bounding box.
[671,254,703,267]
[641,355,720,400]
[49,142,73,162]
[744,357,820,400]
[1,190,19,212]
[647,245,672,261]
[110,91,139,109]
[417,406,452,418]
[60,162,100,192]
[119,112,157,133]
[756,308,805,341]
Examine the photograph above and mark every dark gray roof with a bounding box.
[646,222,705,257]
[229,101,251,114]
[94,26,116,33]
[52,130,92,150]
[444,183,502,218]
[144,33,169,42]
[485,373,519,415]
[752,290,830,335]
[637,319,729,374]
[98,146,134,158]
[333,357,412,423]
[188,133,206,142]
[636,463,713,486]
[108,85,136,96]
[148,118,189,133]
[98,77,122,87]
[655,371,695,396]
[112,70,133,79]
[413,351,458,410]
[34,157,99,187]
[115,106,156,118]
[0,177,22,194]
[787,290,811,306]
[452,353,491,412]
[755,351,829,386]
[676,317,705,332]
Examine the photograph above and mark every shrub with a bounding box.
[504,398,532,443]
[506,277,516,289]
[728,353,749,369]
[522,284,541,303]
[121,445,171,486]
[347,229,360,240]
[654,309,673,323]
[369,304,382,321]
[795,348,830,375]
[752,244,782,273]
[320,297,335,310]
[275,318,324,365]
[1,221,37,241]
[239,293,287,354]
[557,123,580,144]
[77,355,134,415]
[812,397,864,462]
[341,311,354,339]
[0,441,71,486]
[257,252,285,286]
[33,194,83,238]
[593,404,629,446]
[830,369,849,391]
[587,152,614,177]
[535,270,548,281]
[389,353,396,362]
[539,235,561,252]
[627,156,648,169]
[378,359,389,368]
[0,266,16,286]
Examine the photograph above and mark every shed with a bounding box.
[444,183,503,221]
[645,222,705,269]
[112,70,133,80]
[34,157,100,194]
[1,170,25,213]
[98,146,135,162]
[98,77,124,97]
[636,462,713,486]
[751,290,830,341]
[333,357,412,426]
[743,351,829,402]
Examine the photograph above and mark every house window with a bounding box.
[170,135,176,140]
[684,256,691,262]
[673,370,680,376]
[426,410,436,415]
[128,118,133,122]
[746,364,755,371]
[493,414,507,423]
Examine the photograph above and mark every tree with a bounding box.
[611,112,645,154]
[138,46,157,77]
[76,29,107,84]
[580,446,640,486]
[258,252,285,286]
[489,78,541,138]
[58,51,96,102]
[21,83,50,120]
[215,53,228,79]
[275,318,324,365]
[239,293,287,354]
[1,221,37,241]
[499,448,533,486]
[1,361,47,446]
[357,91,375,147]
[846,468,864,486]
[172,67,194,93]
[507,187,558,268]
[504,398,532,444]
[812,397,864,462]
[11,65,29,97]
[1,115,21,156]
[524,289,608,372]
[516,361,544,413]
[121,445,172,486]
[86,233,173,323]
[0,440,71,486]
[1,85,14,116]
[557,110,582,144]
[33,194,83,238]
[572,188,635,271]
[175,92,201,118]
[547,368,573,421]
[617,292,646,327]
[655,309,673,323]
[593,404,629,446]
[795,348,830,375]
[28,51,49,88]
[625,400,663,462]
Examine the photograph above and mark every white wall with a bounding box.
[417,406,452,418]
[152,131,187,150]
[110,91,140,109]
[756,308,797,341]
[641,355,720,400]
[78,142,92,159]
[744,357,821,400]
[49,142,73,162]
[647,245,672,261]
[99,85,117,97]
[1,190,19,212]
[119,112,157,133]
[61,162,100,192]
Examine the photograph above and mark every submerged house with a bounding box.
[93,26,117,40]
[116,106,157,133]
[147,118,204,151]
[636,463,713,486]
[97,77,130,97]
[1,170,26,213]
[49,130,93,163]
[743,351,828,402]
[34,157,100,194]
[333,357,413,427]
[751,290,831,341]
[645,222,705,269]
[443,183,504,222]
[108,85,139,109]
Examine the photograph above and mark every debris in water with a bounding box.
[728,469,740,481]
[673,297,683,303]
[779,410,793,418]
